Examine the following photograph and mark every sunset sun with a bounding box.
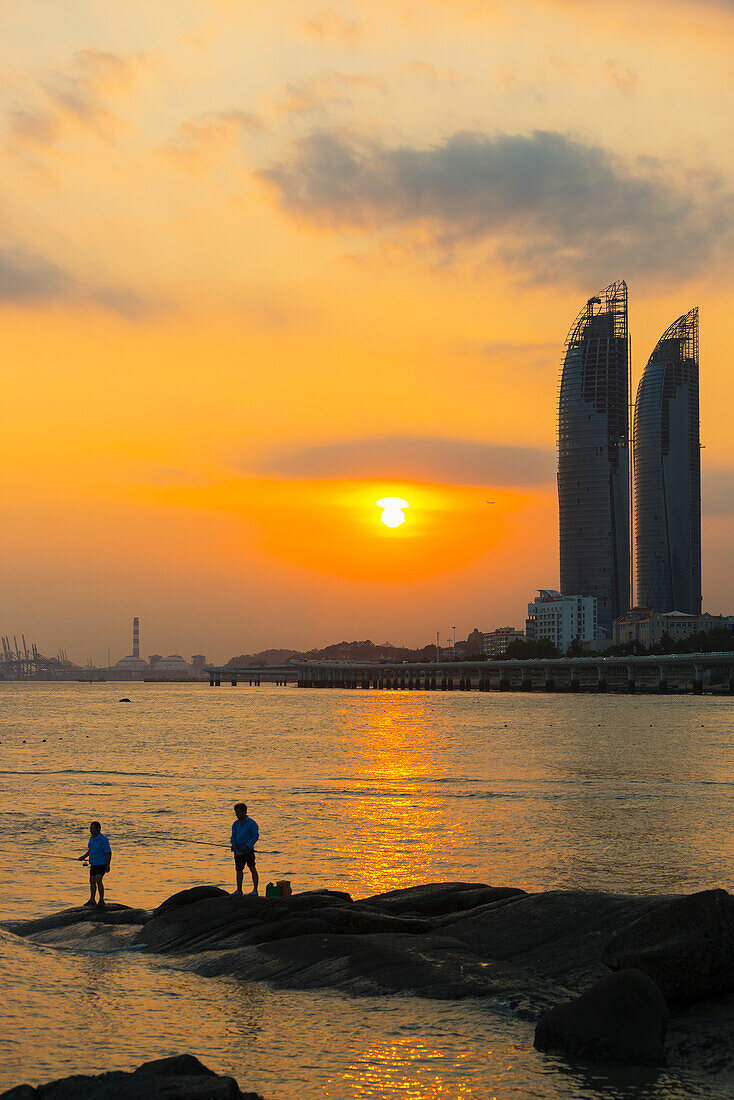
[376,496,409,528]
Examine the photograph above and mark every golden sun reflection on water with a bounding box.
[337,1037,509,1098]
[333,697,474,897]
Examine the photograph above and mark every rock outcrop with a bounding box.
[534,969,669,1065]
[0,1053,263,1100]
[602,889,734,1005]
[8,885,734,1077]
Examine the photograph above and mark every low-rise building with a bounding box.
[483,627,525,657]
[613,609,732,649]
[526,590,597,653]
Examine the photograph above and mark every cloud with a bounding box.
[272,73,386,116]
[0,248,69,304]
[7,48,149,149]
[300,10,363,44]
[0,245,158,319]
[161,109,264,170]
[603,59,638,97]
[258,128,734,284]
[255,436,556,487]
[702,469,734,516]
[405,61,460,85]
[453,339,558,369]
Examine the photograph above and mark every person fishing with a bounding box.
[230,802,259,896]
[77,820,112,908]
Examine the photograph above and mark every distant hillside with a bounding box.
[225,630,485,666]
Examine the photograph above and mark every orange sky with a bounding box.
[0,0,732,663]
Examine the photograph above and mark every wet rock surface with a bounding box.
[534,968,669,1065]
[6,883,734,1074]
[0,1053,263,1100]
[602,888,734,1005]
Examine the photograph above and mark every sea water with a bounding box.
[0,682,732,1098]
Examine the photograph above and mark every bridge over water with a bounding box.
[206,653,734,695]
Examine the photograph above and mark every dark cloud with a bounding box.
[0,248,71,304]
[256,436,556,487]
[0,246,158,319]
[258,128,733,284]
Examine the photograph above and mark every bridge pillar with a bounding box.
[231,678,237,687]
[596,666,607,693]
[499,674,511,691]
[209,675,215,687]
[544,668,555,692]
[215,674,221,687]
[658,666,668,694]
[728,672,734,695]
[627,666,635,693]
[521,672,532,691]
[569,673,580,693]
[693,665,704,695]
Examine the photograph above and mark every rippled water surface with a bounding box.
[1,682,733,1097]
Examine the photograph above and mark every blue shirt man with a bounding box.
[230,803,259,897]
[77,820,112,908]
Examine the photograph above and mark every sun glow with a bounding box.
[377,496,409,528]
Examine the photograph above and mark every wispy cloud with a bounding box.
[271,73,386,117]
[255,436,556,486]
[7,48,151,150]
[161,109,264,170]
[258,127,734,285]
[0,245,159,319]
[452,339,558,369]
[300,10,364,44]
[703,469,734,516]
[603,59,638,97]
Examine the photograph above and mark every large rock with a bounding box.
[154,886,229,915]
[534,969,669,1065]
[0,1053,263,1100]
[2,903,149,939]
[602,889,734,1005]
[135,892,431,954]
[442,890,669,992]
[362,882,524,918]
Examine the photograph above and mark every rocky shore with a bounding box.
[5,882,734,1083]
[0,1053,264,1099]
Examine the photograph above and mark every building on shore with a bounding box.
[613,608,731,649]
[634,307,701,615]
[526,590,597,653]
[114,617,148,677]
[558,280,630,638]
[483,627,525,657]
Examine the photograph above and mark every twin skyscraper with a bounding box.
[558,280,701,639]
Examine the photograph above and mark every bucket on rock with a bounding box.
[265,880,292,897]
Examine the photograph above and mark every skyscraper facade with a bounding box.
[634,308,701,614]
[557,280,630,637]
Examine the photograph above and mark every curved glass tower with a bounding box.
[558,280,630,638]
[634,308,701,614]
